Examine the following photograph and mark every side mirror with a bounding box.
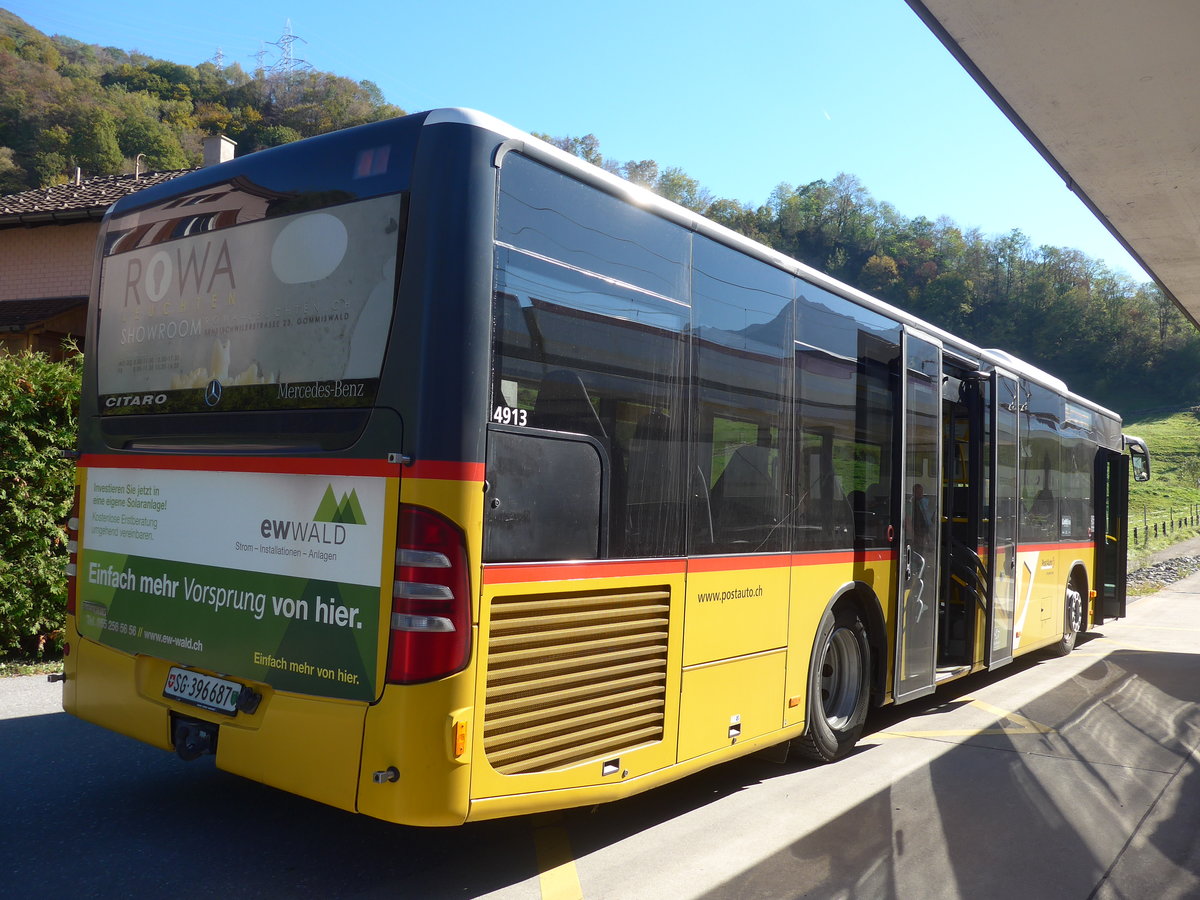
[1124,434,1150,482]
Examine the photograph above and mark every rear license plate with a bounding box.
[164,667,240,716]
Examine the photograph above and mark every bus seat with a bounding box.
[711,444,777,540]
[626,412,672,500]
[624,411,684,555]
[531,369,607,440]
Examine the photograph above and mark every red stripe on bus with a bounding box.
[78,454,399,477]
[795,548,898,566]
[484,558,684,585]
[686,555,793,573]
[405,460,486,481]
[688,549,897,571]
[1017,541,1094,553]
[485,549,899,585]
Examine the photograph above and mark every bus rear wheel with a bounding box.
[796,604,871,763]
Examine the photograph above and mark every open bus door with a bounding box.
[1093,435,1148,623]
[894,329,942,702]
[986,370,1020,668]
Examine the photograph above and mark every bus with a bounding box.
[63,108,1151,826]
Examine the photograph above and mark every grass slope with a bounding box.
[1124,406,1200,567]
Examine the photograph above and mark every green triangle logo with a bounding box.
[334,489,366,525]
[313,485,366,525]
[314,485,340,522]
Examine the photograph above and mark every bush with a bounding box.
[0,348,81,656]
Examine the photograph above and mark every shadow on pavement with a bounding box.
[691,645,1200,899]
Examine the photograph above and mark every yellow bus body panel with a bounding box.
[215,694,365,813]
[786,552,898,718]
[465,719,807,822]
[357,672,475,827]
[465,552,897,817]
[469,567,685,803]
[682,563,790,665]
[67,636,173,751]
[678,650,786,759]
[1011,543,1094,655]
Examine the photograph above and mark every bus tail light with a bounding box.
[65,482,80,617]
[386,506,471,684]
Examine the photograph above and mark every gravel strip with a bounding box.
[1127,556,1200,590]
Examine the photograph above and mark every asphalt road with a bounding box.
[5,576,1200,898]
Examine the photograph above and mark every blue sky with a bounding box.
[7,0,1147,279]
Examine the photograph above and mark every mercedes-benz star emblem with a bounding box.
[204,379,223,407]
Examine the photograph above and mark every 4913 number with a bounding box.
[492,406,528,426]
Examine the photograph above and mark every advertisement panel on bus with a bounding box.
[76,463,392,702]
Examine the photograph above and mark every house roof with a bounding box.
[0,296,87,332]
[0,169,194,229]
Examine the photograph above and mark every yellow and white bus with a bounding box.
[63,109,1150,825]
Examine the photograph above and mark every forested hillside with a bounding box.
[721,175,1198,414]
[0,9,403,190]
[3,9,1197,414]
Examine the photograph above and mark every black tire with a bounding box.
[795,604,871,763]
[1048,575,1084,657]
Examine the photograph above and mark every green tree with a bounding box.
[68,106,123,174]
[101,62,172,98]
[245,123,302,150]
[921,271,975,332]
[622,158,658,189]
[859,254,901,297]
[0,145,28,191]
[654,166,712,213]
[0,349,81,656]
[117,113,188,170]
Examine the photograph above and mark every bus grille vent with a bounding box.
[484,587,670,775]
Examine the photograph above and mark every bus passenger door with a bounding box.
[1094,449,1130,622]
[894,330,942,703]
[986,370,1019,668]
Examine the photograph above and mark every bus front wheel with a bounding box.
[1049,575,1084,657]
[796,604,871,763]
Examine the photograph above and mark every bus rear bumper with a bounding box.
[64,635,366,814]
[66,633,174,752]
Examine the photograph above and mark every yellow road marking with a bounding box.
[967,699,1056,733]
[875,697,1056,740]
[1117,623,1200,632]
[1089,637,1169,653]
[533,817,583,900]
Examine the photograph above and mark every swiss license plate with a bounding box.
[163,667,240,716]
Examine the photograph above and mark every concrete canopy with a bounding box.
[907,0,1200,328]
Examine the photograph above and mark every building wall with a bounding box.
[0,222,99,301]
[0,328,80,357]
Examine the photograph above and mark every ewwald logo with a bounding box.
[259,485,366,544]
[313,485,366,525]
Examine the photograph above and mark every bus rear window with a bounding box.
[95,191,406,415]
